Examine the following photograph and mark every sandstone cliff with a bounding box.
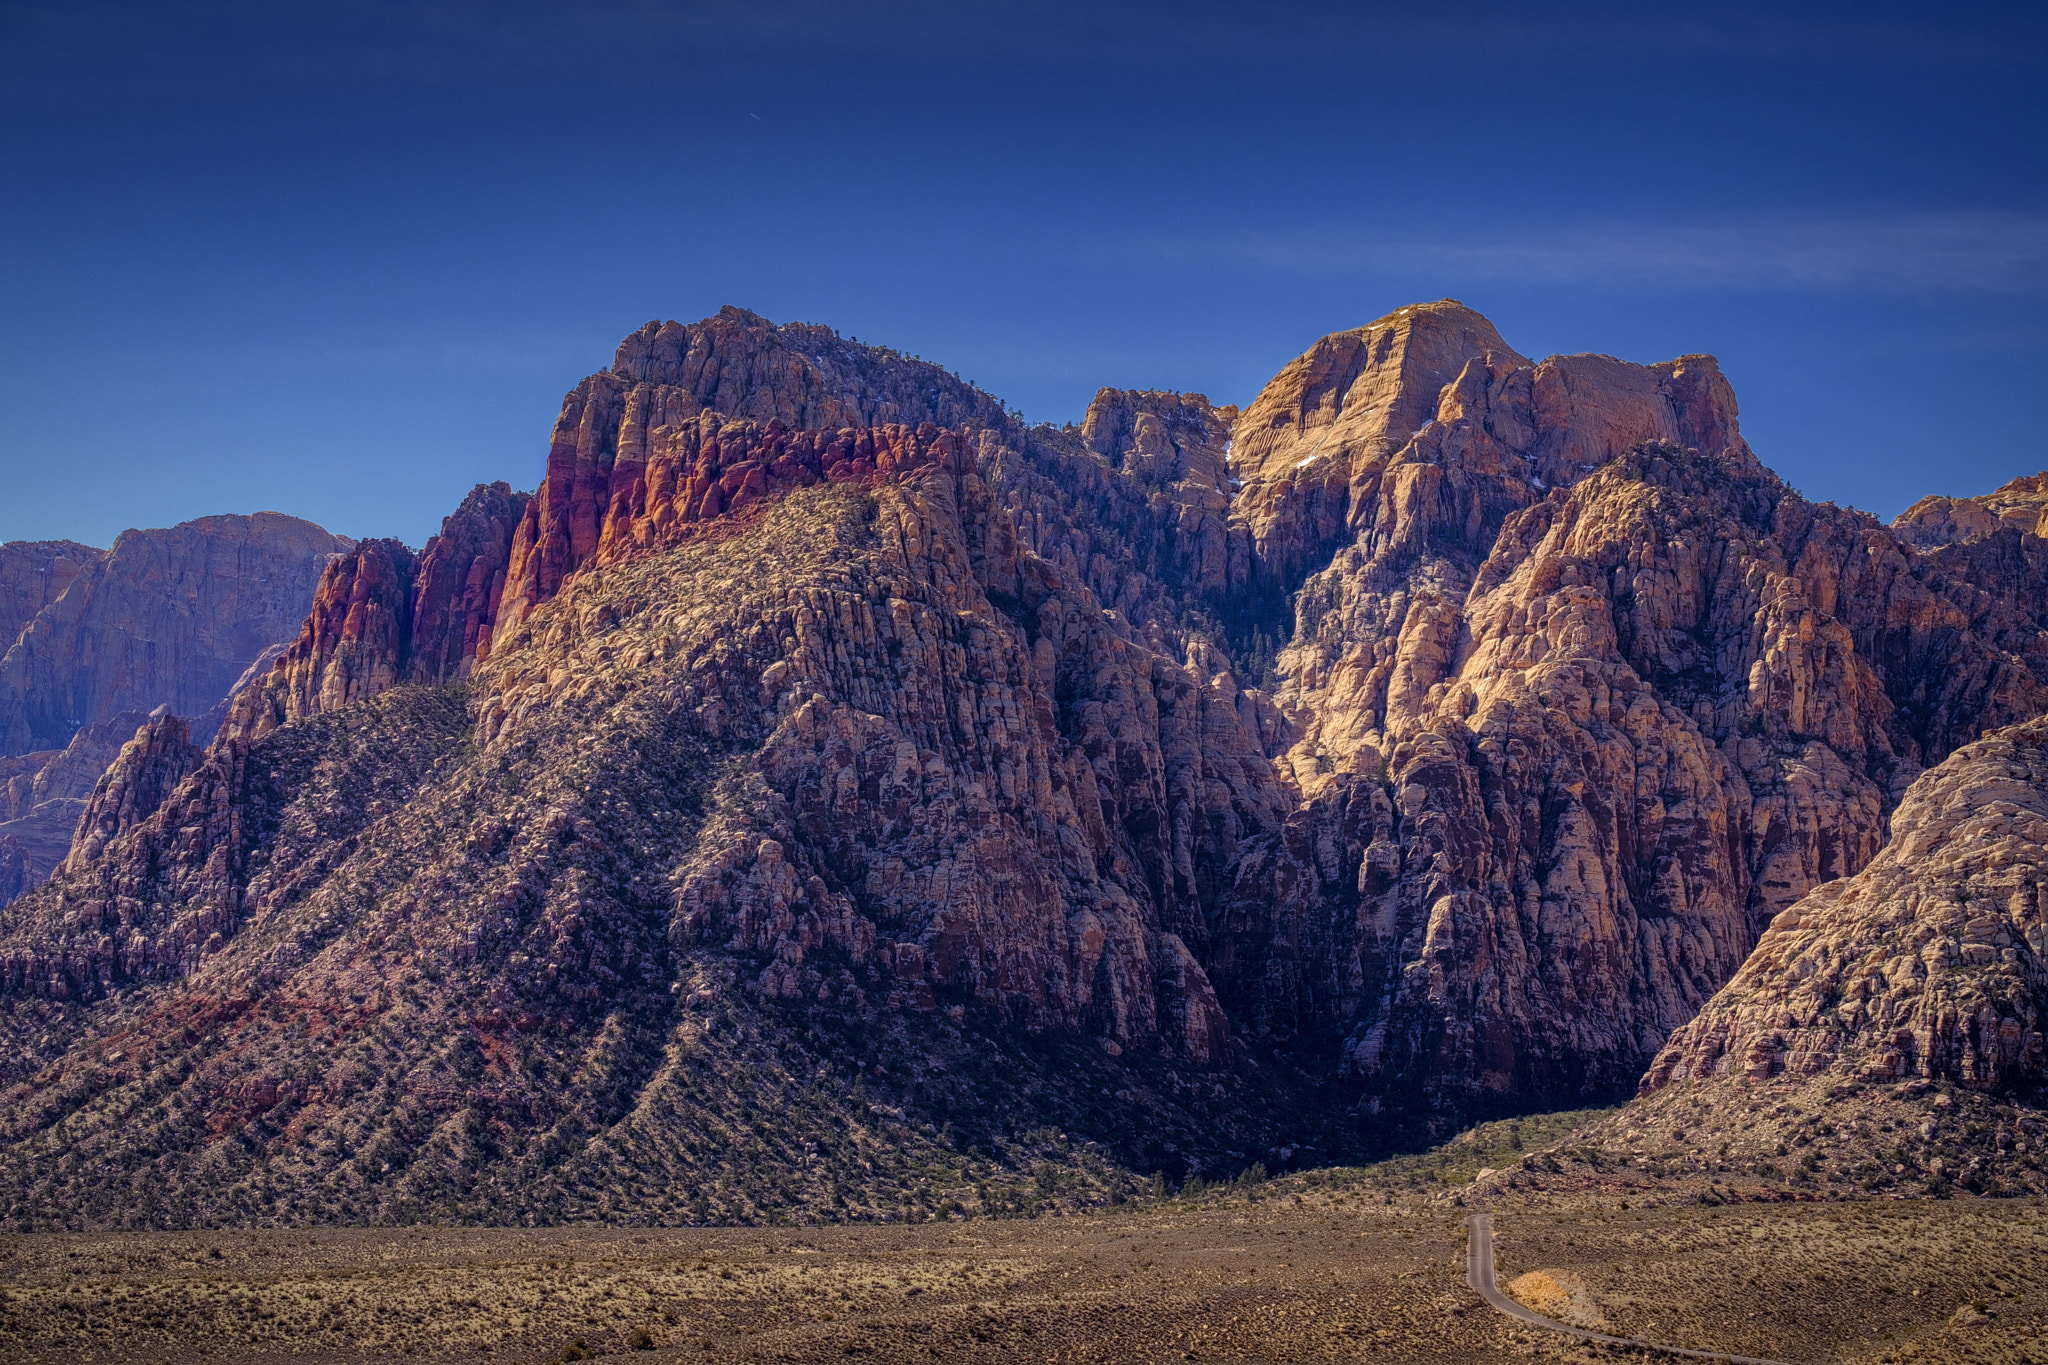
[1644,715,2048,1097]
[0,513,353,755]
[0,302,2043,1227]
[1893,471,2048,549]
[1204,304,2048,1106]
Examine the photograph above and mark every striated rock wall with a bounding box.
[0,540,99,653]
[0,513,352,755]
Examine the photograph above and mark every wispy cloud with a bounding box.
[1129,213,2048,295]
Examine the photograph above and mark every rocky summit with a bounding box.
[0,301,2044,1230]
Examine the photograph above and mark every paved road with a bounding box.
[1465,1213,1797,1364]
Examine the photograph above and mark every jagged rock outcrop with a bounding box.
[0,711,157,895]
[0,540,98,652]
[63,711,201,873]
[0,513,352,755]
[1643,715,2048,1096]
[228,485,529,740]
[1893,472,2048,549]
[1,301,2045,1228]
[407,481,529,680]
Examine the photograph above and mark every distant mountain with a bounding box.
[0,512,352,756]
[0,302,2042,1228]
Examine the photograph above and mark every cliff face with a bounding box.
[0,301,2044,1227]
[0,513,352,755]
[1643,715,2048,1097]
[0,540,99,653]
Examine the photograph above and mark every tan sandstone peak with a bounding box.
[1893,471,2048,549]
[1225,300,1749,591]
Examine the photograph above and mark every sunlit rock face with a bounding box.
[1,301,2045,1226]
[1644,714,2048,1098]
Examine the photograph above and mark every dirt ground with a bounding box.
[3,1150,2045,1364]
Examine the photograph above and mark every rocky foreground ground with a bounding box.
[2,1112,2042,1365]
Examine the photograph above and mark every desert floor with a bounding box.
[4,1116,2044,1365]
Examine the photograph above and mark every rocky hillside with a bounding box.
[0,301,2043,1228]
[1466,718,2048,1206]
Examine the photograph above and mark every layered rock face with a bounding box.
[0,540,98,652]
[0,513,353,755]
[1643,715,2048,1096]
[0,301,2044,1227]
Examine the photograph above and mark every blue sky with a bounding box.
[1,1,2043,548]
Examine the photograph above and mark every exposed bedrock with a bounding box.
[1,301,2046,1226]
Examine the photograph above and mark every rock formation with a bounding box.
[1470,717,2048,1205]
[0,513,353,755]
[0,301,2044,1227]
[1893,471,2048,548]
[62,711,201,873]
[1204,303,2048,1105]
[0,710,157,891]
[0,540,98,652]
[1643,715,2048,1096]
[0,837,26,906]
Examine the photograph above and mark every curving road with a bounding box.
[1465,1213,1798,1365]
